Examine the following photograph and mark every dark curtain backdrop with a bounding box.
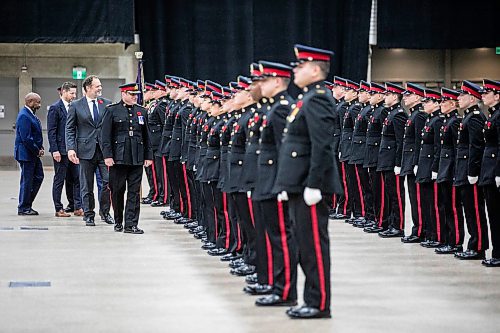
[0,0,134,43]
[135,0,371,85]
[377,0,500,49]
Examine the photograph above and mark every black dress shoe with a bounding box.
[84,217,95,226]
[124,226,144,234]
[114,223,123,232]
[455,249,485,260]
[364,226,385,233]
[256,294,298,307]
[231,264,256,276]
[201,242,216,250]
[401,235,423,243]
[331,213,348,220]
[345,217,356,224]
[184,222,198,229]
[102,213,114,224]
[435,245,463,254]
[482,258,500,267]
[243,284,273,295]
[18,209,39,216]
[64,207,74,213]
[229,258,245,269]
[379,228,404,238]
[207,248,228,256]
[220,253,242,262]
[194,232,207,240]
[141,197,153,205]
[151,201,167,207]
[420,240,441,248]
[245,273,258,284]
[287,305,331,319]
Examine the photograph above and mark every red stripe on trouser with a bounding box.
[473,184,483,251]
[416,183,423,236]
[310,204,327,311]
[162,157,168,204]
[396,175,404,230]
[378,173,385,227]
[277,200,291,300]
[433,182,441,242]
[354,165,365,216]
[341,163,349,215]
[248,198,255,227]
[223,193,231,249]
[265,231,274,285]
[182,164,192,218]
[236,223,242,251]
[151,161,158,201]
[179,190,184,214]
[452,186,460,244]
[213,207,218,240]
[331,195,336,209]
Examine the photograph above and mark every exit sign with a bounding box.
[72,67,87,80]
[496,47,500,55]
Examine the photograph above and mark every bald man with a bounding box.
[15,93,45,215]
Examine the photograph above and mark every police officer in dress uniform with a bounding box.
[100,83,153,234]
[275,44,341,319]
[142,82,159,205]
[479,79,500,267]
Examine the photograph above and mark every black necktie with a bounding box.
[92,100,99,124]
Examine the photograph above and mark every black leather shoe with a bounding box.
[220,253,242,262]
[102,213,114,224]
[245,273,258,284]
[455,249,485,260]
[229,258,245,269]
[18,209,39,216]
[401,235,423,243]
[435,245,463,254]
[84,217,95,226]
[345,217,356,224]
[64,206,74,213]
[184,222,198,229]
[141,197,153,205]
[201,242,216,250]
[331,213,348,220]
[243,284,273,295]
[124,226,144,234]
[151,201,167,207]
[256,294,298,307]
[173,217,189,224]
[482,258,500,267]
[379,227,404,238]
[194,232,207,240]
[231,264,256,276]
[207,248,228,256]
[114,223,123,232]
[287,305,331,319]
[420,240,441,248]
[364,226,385,233]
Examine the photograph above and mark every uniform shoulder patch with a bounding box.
[280,100,289,105]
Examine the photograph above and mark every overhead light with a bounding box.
[21,65,28,73]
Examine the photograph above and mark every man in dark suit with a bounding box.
[66,75,113,226]
[48,82,83,217]
[15,93,44,215]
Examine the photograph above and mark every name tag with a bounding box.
[138,115,145,125]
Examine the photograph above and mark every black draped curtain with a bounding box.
[135,0,371,85]
[377,0,500,49]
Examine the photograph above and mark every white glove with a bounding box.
[303,187,322,206]
[496,176,500,188]
[414,166,418,175]
[193,165,197,171]
[468,176,478,185]
[431,172,438,180]
[247,191,252,198]
[280,191,289,201]
[394,166,401,175]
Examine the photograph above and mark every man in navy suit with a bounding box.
[66,75,113,226]
[15,93,44,215]
[48,82,83,217]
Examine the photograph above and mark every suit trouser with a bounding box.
[355,164,375,221]
[418,182,440,242]
[346,163,362,218]
[369,168,387,228]
[338,162,352,216]
[166,159,181,212]
[459,184,489,251]
[210,182,227,249]
[194,178,204,226]
[407,174,424,238]
[144,162,155,200]
[18,158,44,212]
[232,192,257,267]
[256,198,298,301]
[186,169,198,220]
[438,182,465,247]
[202,182,217,243]
[79,147,110,219]
[332,159,347,215]
[225,192,241,252]
[64,161,81,210]
[289,193,330,311]
[52,155,80,211]
[109,164,143,227]
[483,184,500,258]
[383,171,406,231]
[252,200,274,285]
[179,163,193,219]
[156,155,167,204]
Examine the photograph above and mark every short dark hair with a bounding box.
[313,61,330,79]
[82,75,99,92]
[61,81,77,92]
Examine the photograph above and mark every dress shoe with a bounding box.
[201,242,216,250]
[331,213,348,220]
[55,210,71,217]
[245,273,258,284]
[243,284,273,295]
[420,240,441,248]
[455,249,485,260]
[18,209,39,216]
[64,207,74,213]
[353,219,371,228]
[229,258,245,269]
[190,226,205,234]
[379,227,404,238]
[151,201,167,207]
[482,258,500,267]
[207,248,228,256]
[221,253,242,262]
[114,223,123,232]
[84,217,95,226]
[124,226,144,234]
[200,237,210,243]
[194,232,207,239]
[435,245,463,254]
[401,235,423,243]
[256,294,298,307]
[73,208,84,216]
[184,222,198,229]
[286,305,331,319]
[174,217,192,225]
[364,226,385,233]
[102,213,114,225]
[345,217,356,224]
[231,264,256,276]
[141,197,153,205]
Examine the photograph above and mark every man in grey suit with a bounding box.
[66,75,114,226]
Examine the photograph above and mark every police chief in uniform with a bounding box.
[101,83,153,234]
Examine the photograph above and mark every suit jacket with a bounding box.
[65,96,111,159]
[14,106,43,162]
[47,99,69,155]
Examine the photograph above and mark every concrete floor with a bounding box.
[0,170,499,333]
